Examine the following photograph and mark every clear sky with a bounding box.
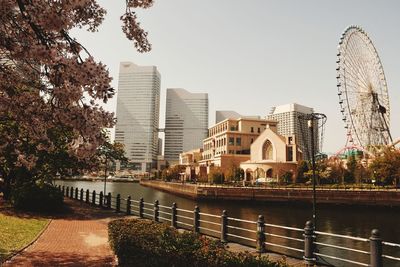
[73,0,400,153]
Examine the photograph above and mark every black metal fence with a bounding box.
[59,185,400,267]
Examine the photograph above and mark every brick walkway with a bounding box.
[3,198,307,267]
[4,199,122,267]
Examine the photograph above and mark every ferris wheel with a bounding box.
[336,25,392,149]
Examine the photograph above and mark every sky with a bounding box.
[73,0,400,153]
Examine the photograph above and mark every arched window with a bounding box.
[262,140,273,160]
[255,168,265,178]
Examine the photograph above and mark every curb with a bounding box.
[2,218,53,265]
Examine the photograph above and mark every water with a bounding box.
[57,180,400,266]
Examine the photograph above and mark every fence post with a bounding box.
[99,191,103,208]
[92,190,96,205]
[171,203,177,228]
[70,187,74,198]
[75,187,78,199]
[370,229,383,267]
[194,206,200,233]
[80,188,83,201]
[62,186,65,196]
[86,189,89,203]
[256,215,266,253]
[126,196,131,215]
[221,210,228,243]
[116,194,121,212]
[107,193,111,209]
[139,198,144,218]
[154,200,159,222]
[303,220,316,265]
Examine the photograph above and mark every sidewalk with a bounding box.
[4,198,307,267]
[4,199,122,266]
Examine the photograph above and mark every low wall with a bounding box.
[140,180,400,206]
[140,180,198,199]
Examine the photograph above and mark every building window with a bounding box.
[262,140,273,160]
[236,137,241,146]
[251,127,254,133]
[229,137,234,145]
[251,138,254,144]
[258,127,260,133]
[287,147,293,161]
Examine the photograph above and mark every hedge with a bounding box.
[12,183,63,212]
[108,218,288,267]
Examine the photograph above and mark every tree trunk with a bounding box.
[3,175,12,200]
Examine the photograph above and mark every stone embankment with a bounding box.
[140,180,400,206]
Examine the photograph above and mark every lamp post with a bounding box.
[308,119,317,230]
[104,156,108,200]
[102,145,111,204]
[298,112,327,232]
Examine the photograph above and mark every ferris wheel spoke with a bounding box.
[341,63,370,90]
[347,35,371,83]
[352,38,376,87]
[342,77,371,94]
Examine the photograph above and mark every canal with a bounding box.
[57,180,400,266]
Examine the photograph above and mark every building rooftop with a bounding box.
[216,110,262,123]
[269,103,314,115]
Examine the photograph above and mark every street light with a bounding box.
[298,113,327,231]
[308,119,317,230]
[104,155,108,199]
[102,146,111,204]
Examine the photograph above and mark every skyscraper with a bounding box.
[266,103,318,160]
[215,110,261,124]
[115,62,160,172]
[164,88,208,164]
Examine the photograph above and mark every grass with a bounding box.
[0,211,49,262]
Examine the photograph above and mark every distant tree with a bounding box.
[162,165,184,182]
[96,137,128,177]
[328,161,345,184]
[224,161,242,182]
[369,147,400,185]
[0,0,153,199]
[296,161,309,183]
[344,154,357,183]
[208,167,224,184]
[280,171,293,184]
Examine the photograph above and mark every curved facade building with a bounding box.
[164,88,208,165]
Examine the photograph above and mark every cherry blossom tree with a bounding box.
[0,0,153,199]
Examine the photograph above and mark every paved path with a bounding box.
[4,199,122,267]
[4,198,307,267]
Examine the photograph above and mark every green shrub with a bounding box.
[12,183,63,212]
[108,218,287,267]
[209,167,224,184]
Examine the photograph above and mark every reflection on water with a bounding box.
[57,180,400,267]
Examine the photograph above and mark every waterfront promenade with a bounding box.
[4,197,304,267]
[4,199,120,266]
